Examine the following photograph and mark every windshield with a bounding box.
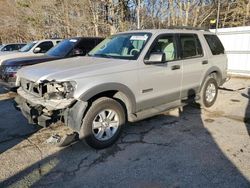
[88,33,151,60]
[19,42,37,52]
[46,39,77,57]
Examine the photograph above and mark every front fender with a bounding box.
[79,82,136,114]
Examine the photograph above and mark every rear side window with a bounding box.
[2,44,18,51]
[204,34,224,55]
[180,34,203,59]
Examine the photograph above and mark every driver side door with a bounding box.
[137,34,182,111]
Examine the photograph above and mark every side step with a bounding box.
[128,100,181,122]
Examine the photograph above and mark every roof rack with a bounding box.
[167,26,209,31]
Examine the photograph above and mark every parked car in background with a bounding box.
[0,39,61,65]
[15,28,227,149]
[0,37,104,86]
[0,43,26,53]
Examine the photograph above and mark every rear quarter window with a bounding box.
[204,34,224,55]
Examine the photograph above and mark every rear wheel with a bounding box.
[80,97,125,149]
[199,76,218,108]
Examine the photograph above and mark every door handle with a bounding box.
[171,65,180,70]
[202,60,208,65]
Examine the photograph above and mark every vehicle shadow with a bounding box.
[0,83,40,154]
[1,93,250,187]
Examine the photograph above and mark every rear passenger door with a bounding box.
[178,33,207,98]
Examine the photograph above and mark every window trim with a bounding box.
[178,33,204,60]
[143,33,179,64]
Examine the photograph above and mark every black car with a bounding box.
[0,37,104,86]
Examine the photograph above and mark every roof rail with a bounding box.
[167,26,209,31]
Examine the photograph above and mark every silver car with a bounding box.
[15,29,227,149]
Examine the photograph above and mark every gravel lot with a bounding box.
[0,78,249,188]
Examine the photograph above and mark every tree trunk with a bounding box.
[184,1,190,26]
[193,6,200,27]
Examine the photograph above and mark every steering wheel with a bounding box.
[130,48,140,56]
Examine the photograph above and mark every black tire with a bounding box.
[80,97,125,149]
[199,76,218,108]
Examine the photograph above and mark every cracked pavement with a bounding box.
[0,78,249,188]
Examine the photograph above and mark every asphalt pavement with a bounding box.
[0,78,249,188]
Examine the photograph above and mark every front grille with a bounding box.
[20,78,43,97]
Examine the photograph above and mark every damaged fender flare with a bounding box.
[64,100,88,132]
[79,82,136,114]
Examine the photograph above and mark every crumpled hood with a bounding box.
[17,56,133,83]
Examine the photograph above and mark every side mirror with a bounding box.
[144,52,165,64]
[73,48,84,56]
[33,47,41,53]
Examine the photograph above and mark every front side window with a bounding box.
[204,34,224,55]
[147,35,177,61]
[12,44,20,50]
[19,44,26,49]
[88,33,151,60]
[37,41,54,53]
[180,34,203,59]
[19,42,37,52]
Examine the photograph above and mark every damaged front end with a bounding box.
[15,78,87,131]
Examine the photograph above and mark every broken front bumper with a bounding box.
[15,88,88,131]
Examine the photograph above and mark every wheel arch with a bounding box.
[199,66,222,92]
[79,83,136,115]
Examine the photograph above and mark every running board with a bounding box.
[128,100,181,122]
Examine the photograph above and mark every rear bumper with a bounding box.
[15,88,88,131]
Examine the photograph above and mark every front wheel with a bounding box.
[80,97,125,149]
[199,76,218,108]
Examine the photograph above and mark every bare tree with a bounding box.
[0,0,249,43]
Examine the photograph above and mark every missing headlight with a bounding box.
[43,81,76,100]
